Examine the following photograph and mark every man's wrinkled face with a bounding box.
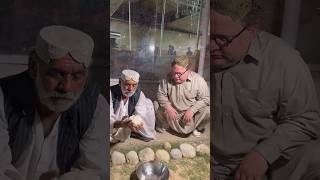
[211,10,252,69]
[34,55,88,112]
[120,79,138,97]
[171,64,190,84]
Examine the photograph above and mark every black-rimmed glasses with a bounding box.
[211,27,247,48]
[173,68,189,78]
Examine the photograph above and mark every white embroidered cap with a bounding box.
[120,69,140,83]
[35,25,94,67]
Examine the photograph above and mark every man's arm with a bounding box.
[156,79,179,121]
[156,79,171,108]
[254,54,320,165]
[109,91,115,130]
[72,94,108,179]
[0,87,24,180]
[133,92,156,139]
[189,75,210,114]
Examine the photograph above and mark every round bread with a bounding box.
[129,115,144,126]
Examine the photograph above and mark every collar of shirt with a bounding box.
[247,31,265,64]
[34,110,61,138]
[186,71,194,81]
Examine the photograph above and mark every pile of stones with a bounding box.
[111,142,210,166]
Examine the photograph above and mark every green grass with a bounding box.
[111,143,210,180]
[165,160,177,171]
[169,142,180,149]
[110,154,210,180]
[177,156,210,179]
[110,164,135,179]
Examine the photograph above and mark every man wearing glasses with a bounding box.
[211,0,320,180]
[154,55,210,138]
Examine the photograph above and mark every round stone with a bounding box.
[163,142,172,151]
[179,143,196,158]
[111,151,126,165]
[126,151,139,165]
[196,144,210,155]
[138,147,155,162]
[155,149,170,163]
[170,148,183,160]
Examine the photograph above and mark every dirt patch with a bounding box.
[111,125,210,152]
[111,125,210,179]
[110,155,210,180]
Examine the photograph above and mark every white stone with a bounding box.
[179,143,196,158]
[170,148,182,160]
[155,149,170,163]
[111,151,126,165]
[163,142,172,151]
[138,147,155,162]
[126,151,139,165]
[196,144,210,155]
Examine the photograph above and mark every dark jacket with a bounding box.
[110,84,141,116]
[0,71,100,174]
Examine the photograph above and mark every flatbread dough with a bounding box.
[129,115,144,127]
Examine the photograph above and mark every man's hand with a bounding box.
[131,123,143,132]
[183,109,194,124]
[121,119,133,129]
[113,118,129,129]
[164,105,177,121]
[234,150,268,180]
[39,170,60,180]
[113,116,130,128]
[129,120,143,132]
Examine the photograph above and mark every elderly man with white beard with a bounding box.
[0,26,107,180]
[110,69,156,143]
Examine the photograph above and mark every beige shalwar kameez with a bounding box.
[212,31,320,180]
[155,72,210,134]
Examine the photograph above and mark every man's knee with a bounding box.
[153,101,160,112]
[302,140,320,170]
[153,101,163,119]
[301,141,320,179]
[204,106,210,117]
[198,106,210,120]
[195,106,210,130]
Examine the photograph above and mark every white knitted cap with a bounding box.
[35,25,94,67]
[120,69,140,82]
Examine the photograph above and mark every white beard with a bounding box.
[120,83,136,97]
[35,72,83,112]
